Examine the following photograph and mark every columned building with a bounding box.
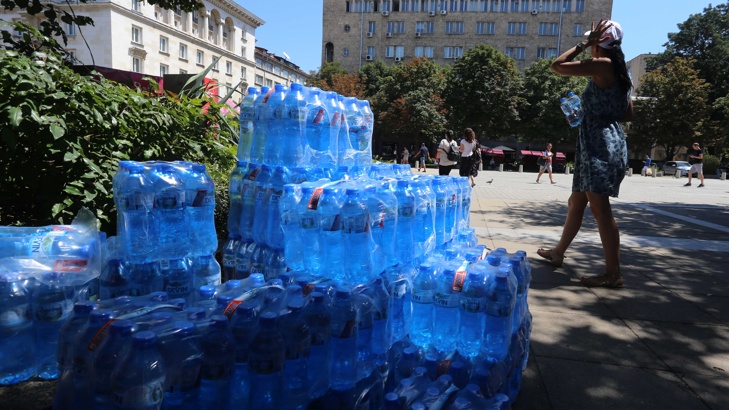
[323,0,613,72]
[2,0,264,101]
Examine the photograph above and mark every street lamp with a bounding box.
[557,0,565,54]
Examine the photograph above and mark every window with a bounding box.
[500,0,508,12]
[255,58,262,68]
[537,47,547,59]
[212,57,219,71]
[549,23,559,35]
[445,21,464,34]
[196,50,204,65]
[385,46,395,58]
[576,0,584,12]
[486,22,495,34]
[476,22,485,34]
[507,22,516,35]
[470,0,479,12]
[387,21,405,34]
[274,66,281,75]
[552,0,560,12]
[192,10,199,24]
[521,0,530,12]
[241,46,247,58]
[265,62,273,71]
[255,74,263,85]
[131,0,141,12]
[518,22,527,35]
[131,26,142,44]
[265,79,273,87]
[542,0,550,12]
[282,69,290,79]
[415,46,424,57]
[367,46,376,58]
[511,0,518,12]
[505,48,514,58]
[515,47,525,60]
[160,64,169,76]
[538,22,548,35]
[563,0,571,12]
[132,57,142,73]
[402,0,410,11]
[241,67,246,78]
[343,48,350,56]
[66,22,76,36]
[180,69,187,74]
[424,46,434,58]
[444,46,462,59]
[368,21,376,34]
[416,21,434,34]
[395,46,404,58]
[159,36,168,53]
[548,47,558,58]
[179,43,187,60]
[490,0,497,12]
[573,23,583,36]
[226,61,233,75]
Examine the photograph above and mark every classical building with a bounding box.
[254,46,310,89]
[323,0,613,72]
[1,0,307,101]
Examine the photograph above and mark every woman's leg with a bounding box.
[554,192,589,257]
[537,167,544,182]
[585,192,621,276]
[548,167,554,183]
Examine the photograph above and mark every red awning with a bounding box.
[487,149,504,155]
[556,152,566,158]
[531,150,545,156]
[520,150,532,156]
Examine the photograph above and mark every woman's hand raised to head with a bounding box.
[584,19,613,48]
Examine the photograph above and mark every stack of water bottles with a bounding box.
[0,209,103,385]
[106,160,221,304]
[559,91,584,127]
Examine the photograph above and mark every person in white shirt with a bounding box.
[536,143,556,184]
[436,130,458,175]
[459,128,478,187]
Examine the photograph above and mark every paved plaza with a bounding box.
[458,167,729,410]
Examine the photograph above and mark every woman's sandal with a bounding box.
[536,248,564,267]
[579,272,625,288]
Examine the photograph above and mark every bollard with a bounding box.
[565,166,570,176]
[627,168,633,176]
[652,169,656,178]
[498,164,504,172]
[722,171,727,181]
[675,170,681,179]
[518,164,523,173]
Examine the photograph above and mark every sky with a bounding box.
[241,0,714,74]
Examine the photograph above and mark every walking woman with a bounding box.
[538,19,633,288]
[459,128,478,187]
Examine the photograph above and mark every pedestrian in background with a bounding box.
[642,154,651,176]
[684,142,705,187]
[459,128,478,187]
[436,130,458,176]
[401,146,409,165]
[536,143,556,184]
[540,19,633,288]
[418,143,430,172]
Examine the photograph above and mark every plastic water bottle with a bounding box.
[482,267,516,362]
[32,272,75,379]
[198,315,235,410]
[228,161,247,237]
[160,258,193,303]
[305,89,335,168]
[353,292,375,381]
[297,186,322,274]
[323,91,343,166]
[110,331,166,410]
[358,99,374,164]
[282,301,312,409]
[222,234,241,282]
[92,320,136,409]
[230,304,257,406]
[373,181,399,268]
[128,261,163,297]
[413,179,436,263]
[394,180,415,265]
[318,187,345,281]
[444,178,458,244]
[561,92,584,127]
[100,258,131,300]
[336,94,355,166]
[56,301,95,379]
[249,242,269,278]
[192,255,221,289]
[158,321,202,410]
[281,82,307,167]
[433,267,460,354]
[0,273,36,385]
[431,179,448,249]
[264,84,288,166]
[368,278,390,379]
[330,289,358,391]
[240,164,262,243]
[265,166,291,250]
[341,188,373,284]
[252,165,274,245]
[265,247,287,281]
[343,97,366,165]
[249,311,285,409]
[152,164,187,259]
[250,86,271,164]
[68,309,114,406]
[279,184,304,271]
[508,255,527,335]
[238,87,260,162]
[458,272,486,358]
[117,164,155,263]
[185,164,217,256]
[411,263,436,349]
[304,292,331,400]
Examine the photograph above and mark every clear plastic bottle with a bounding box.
[252,165,274,246]
[160,258,194,303]
[457,272,486,358]
[158,321,203,409]
[198,315,235,410]
[343,97,366,165]
[431,178,448,249]
[282,301,312,409]
[128,261,163,297]
[32,272,75,379]
[92,320,136,409]
[192,255,221,289]
[118,164,156,263]
[358,99,374,165]
[281,82,307,167]
[70,309,114,407]
[304,292,331,400]
[329,289,358,391]
[279,184,304,271]
[298,186,322,274]
[0,273,35,385]
[482,267,516,362]
[238,87,260,162]
[336,94,355,166]
[265,166,291,250]
[185,164,217,256]
[100,258,131,300]
[394,180,415,266]
[341,188,373,284]
[433,267,460,354]
[318,187,345,282]
[249,311,286,409]
[152,164,187,259]
[411,263,436,349]
[228,161,247,238]
[250,86,271,164]
[230,304,258,407]
[240,164,263,243]
[264,84,288,166]
[222,234,241,282]
[110,331,166,410]
[305,88,335,168]
[322,91,342,166]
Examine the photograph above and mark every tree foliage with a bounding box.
[306,61,348,89]
[632,57,710,161]
[0,46,237,236]
[443,44,523,139]
[519,58,588,145]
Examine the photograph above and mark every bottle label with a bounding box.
[113,379,165,408]
[330,112,341,126]
[435,198,446,209]
[223,255,236,268]
[398,204,414,218]
[159,259,171,270]
[254,186,267,202]
[312,109,325,124]
[222,285,275,318]
[247,166,262,181]
[54,259,88,272]
[436,351,457,377]
[453,263,468,292]
[343,214,369,234]
[411,292,433,304]
[335,318,357,338]
[155,191,184,210]
[199,274,221,287]
[288,106,306,121]
[0,307,28,327]
[165,281,190,296]
[307,187,323,210]
[34,299,73,322]
[322,214,342,232]
[119,193,148,211]
[460,297,483,313]
[299,215,316,230]
[30,231,63,257]
[391,282,407,299]
[191,189,213,207]
[301,277,331,297]
[267,188,283,204]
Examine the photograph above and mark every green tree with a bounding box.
[359,61,393,144]
[633,57,710,161]
[519,58,589,145]
[307,61,348,89]
[378,58,447,144]
[443,44,522,139]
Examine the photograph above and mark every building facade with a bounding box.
[2,0,265,101]
[323,0,613,72]
[626,53,655,97]
[254,46,310,89]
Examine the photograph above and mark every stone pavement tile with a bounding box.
[529,310,664,369]
[535,357,708,410]
[528,283,616,317]
[681,373,729,410]
[631,268,729,297]
[588,286,722,324]
[626,320,729,378]
[678,294,729,325]
[0,379,54,410]
[512,355,552,410]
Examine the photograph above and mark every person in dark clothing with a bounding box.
[684,142,704,187]
[418,143,430,172]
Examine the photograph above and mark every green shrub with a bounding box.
[0,49,238,241]
[702,154,720,175]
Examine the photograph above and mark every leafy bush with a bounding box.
[0,48,238,242]
[702,154,720,175]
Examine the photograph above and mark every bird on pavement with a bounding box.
[486,179,493,184]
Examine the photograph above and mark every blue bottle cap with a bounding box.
[403,346,417,358]
[225,280,242,290]
[209,315,229,330]
[73,301,96,314]
[186,307,207,320]
[399,378,415,389]
[199,285,215,297]
[109,320,136,336]
[311,292,326,303]
[132,330,157,347]
[413,366,427,377]
[438,374,453,384]
[173,321,196,336]
[90,310,113,323]
[247,86,258,94]
[384,392,400,403]
[335,288,351,299]
[259,311,277,326]
[217,295,234,306]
